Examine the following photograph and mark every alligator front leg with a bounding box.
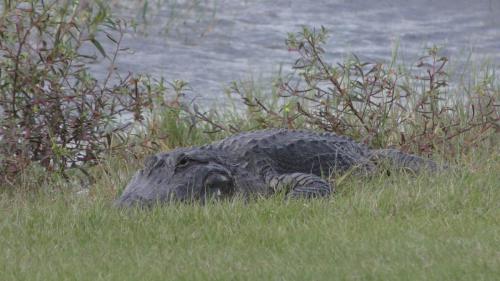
[266,173,333,199]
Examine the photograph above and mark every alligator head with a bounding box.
[115,147,236,207]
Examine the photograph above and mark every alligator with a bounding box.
[115,129,441,207]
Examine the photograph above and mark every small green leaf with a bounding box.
[90,37,107,58]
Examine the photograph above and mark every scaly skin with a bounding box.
[116,129,440,207]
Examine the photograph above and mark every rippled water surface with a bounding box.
[97,0,500,101]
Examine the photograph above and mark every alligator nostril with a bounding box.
[144,155,166,176]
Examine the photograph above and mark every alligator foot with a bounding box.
[267,172,333,199]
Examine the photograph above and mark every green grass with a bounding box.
[1,149,498,281]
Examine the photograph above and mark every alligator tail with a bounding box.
[370,149,446,173]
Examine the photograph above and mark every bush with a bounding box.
[0,0,164,184]
[200,27,499,157]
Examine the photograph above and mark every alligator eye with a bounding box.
[176,156,190,168]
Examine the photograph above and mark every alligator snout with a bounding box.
[113,193,149,208]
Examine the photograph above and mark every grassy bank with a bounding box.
[1,148,499,281]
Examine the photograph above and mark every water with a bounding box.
[95,0,500,103]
